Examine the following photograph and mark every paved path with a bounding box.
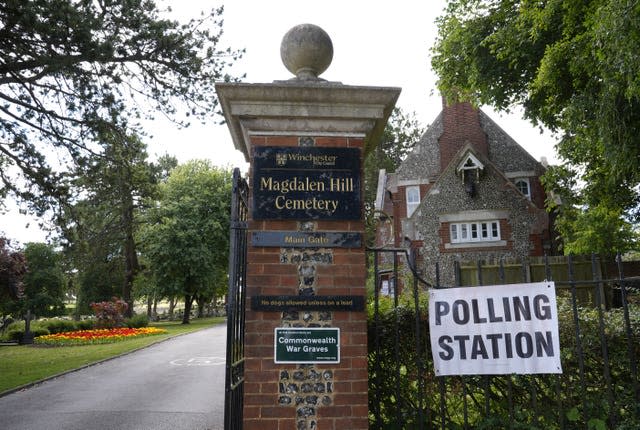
[0,324,227,430]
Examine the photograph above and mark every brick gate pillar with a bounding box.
[216,24,399,430]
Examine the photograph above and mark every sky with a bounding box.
[0,0,558,245]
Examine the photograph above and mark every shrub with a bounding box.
[90,297,128,328]
[7,327,49,342]
[125,314,149,328]
[43,319,77,334]
[6,329,23,342]
[2,320,24,334]
[75,319,94,330]
[32,328,49,337]
[368,289,640,429]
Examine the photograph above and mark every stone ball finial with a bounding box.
[280,24,333,80]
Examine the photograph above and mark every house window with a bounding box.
[515,178,531,200]
[381,278,396,298]
[406,186,420,217]
[450,221,501,243]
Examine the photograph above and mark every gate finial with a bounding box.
[280,23,333,80]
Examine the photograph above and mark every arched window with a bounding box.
[406,186,420,217]
[515,178,531,200]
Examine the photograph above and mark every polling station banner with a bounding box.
[429,282,562,376]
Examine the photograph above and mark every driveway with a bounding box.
[0,324,227,430]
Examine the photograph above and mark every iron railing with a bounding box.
[368,250,640,429]
[224,168,248,430]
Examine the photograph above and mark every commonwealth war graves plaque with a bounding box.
[274,327,340,364]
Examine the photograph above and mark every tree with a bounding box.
[21,242,65,317]
[63,131,158,316]
[431,0,640,253]
[0,0,242,213]
[0,237,26,317]
[542,164,639,255]
[74,254,123,316]
[140,161,232,324]
[364,108,424,245]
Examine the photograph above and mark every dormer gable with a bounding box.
[456,150,484,178]
[451,146,485,197]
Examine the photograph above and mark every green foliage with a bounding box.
[75,257,123,316]
[431,0,640,253]
[543,163,639,256]
[20,242,66,317]
[368,290,430,429]
[1,318,94,340]
[75,319,94,331]
[368,288,640,428]
[42,319,77,334]
[139,161,232,324]
[6,327,49,342]
[125,314,149,329]
[0,0,242,213]
[63,131,158,316]
[1,318,51,341]
[560,205,637,256]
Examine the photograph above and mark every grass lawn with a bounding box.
[0,317,225,394]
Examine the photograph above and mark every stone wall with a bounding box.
[414,161,545,287]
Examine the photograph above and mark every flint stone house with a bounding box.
[375,99,556,287]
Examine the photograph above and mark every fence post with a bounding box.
[568,255,589,425]
[616,254,640,419]
[592,254,616,427]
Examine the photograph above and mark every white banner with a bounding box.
[429,282,562,376]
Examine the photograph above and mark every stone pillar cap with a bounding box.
[281,24,333,80]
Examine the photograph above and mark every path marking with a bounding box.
[170,356,226,366]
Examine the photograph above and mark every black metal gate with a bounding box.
[368,249,640,429]
[224,168,248,430]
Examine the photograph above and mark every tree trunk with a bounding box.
[121,198,139,318]
[195,293,206,318]
[146,295,152,318]
[182,294,194,324]
[168,297,176,320]
[153,296,158,318]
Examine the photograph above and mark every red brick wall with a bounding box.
[243,135,369,430]
[439,98,488,171]
[529,176,546,209]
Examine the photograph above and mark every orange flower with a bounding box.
[35,327,167,346]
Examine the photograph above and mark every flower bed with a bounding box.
[34,327,167,346]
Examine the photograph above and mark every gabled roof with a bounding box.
[396,106,545,183]
[397,113,442,182]
[421,142,541,212]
